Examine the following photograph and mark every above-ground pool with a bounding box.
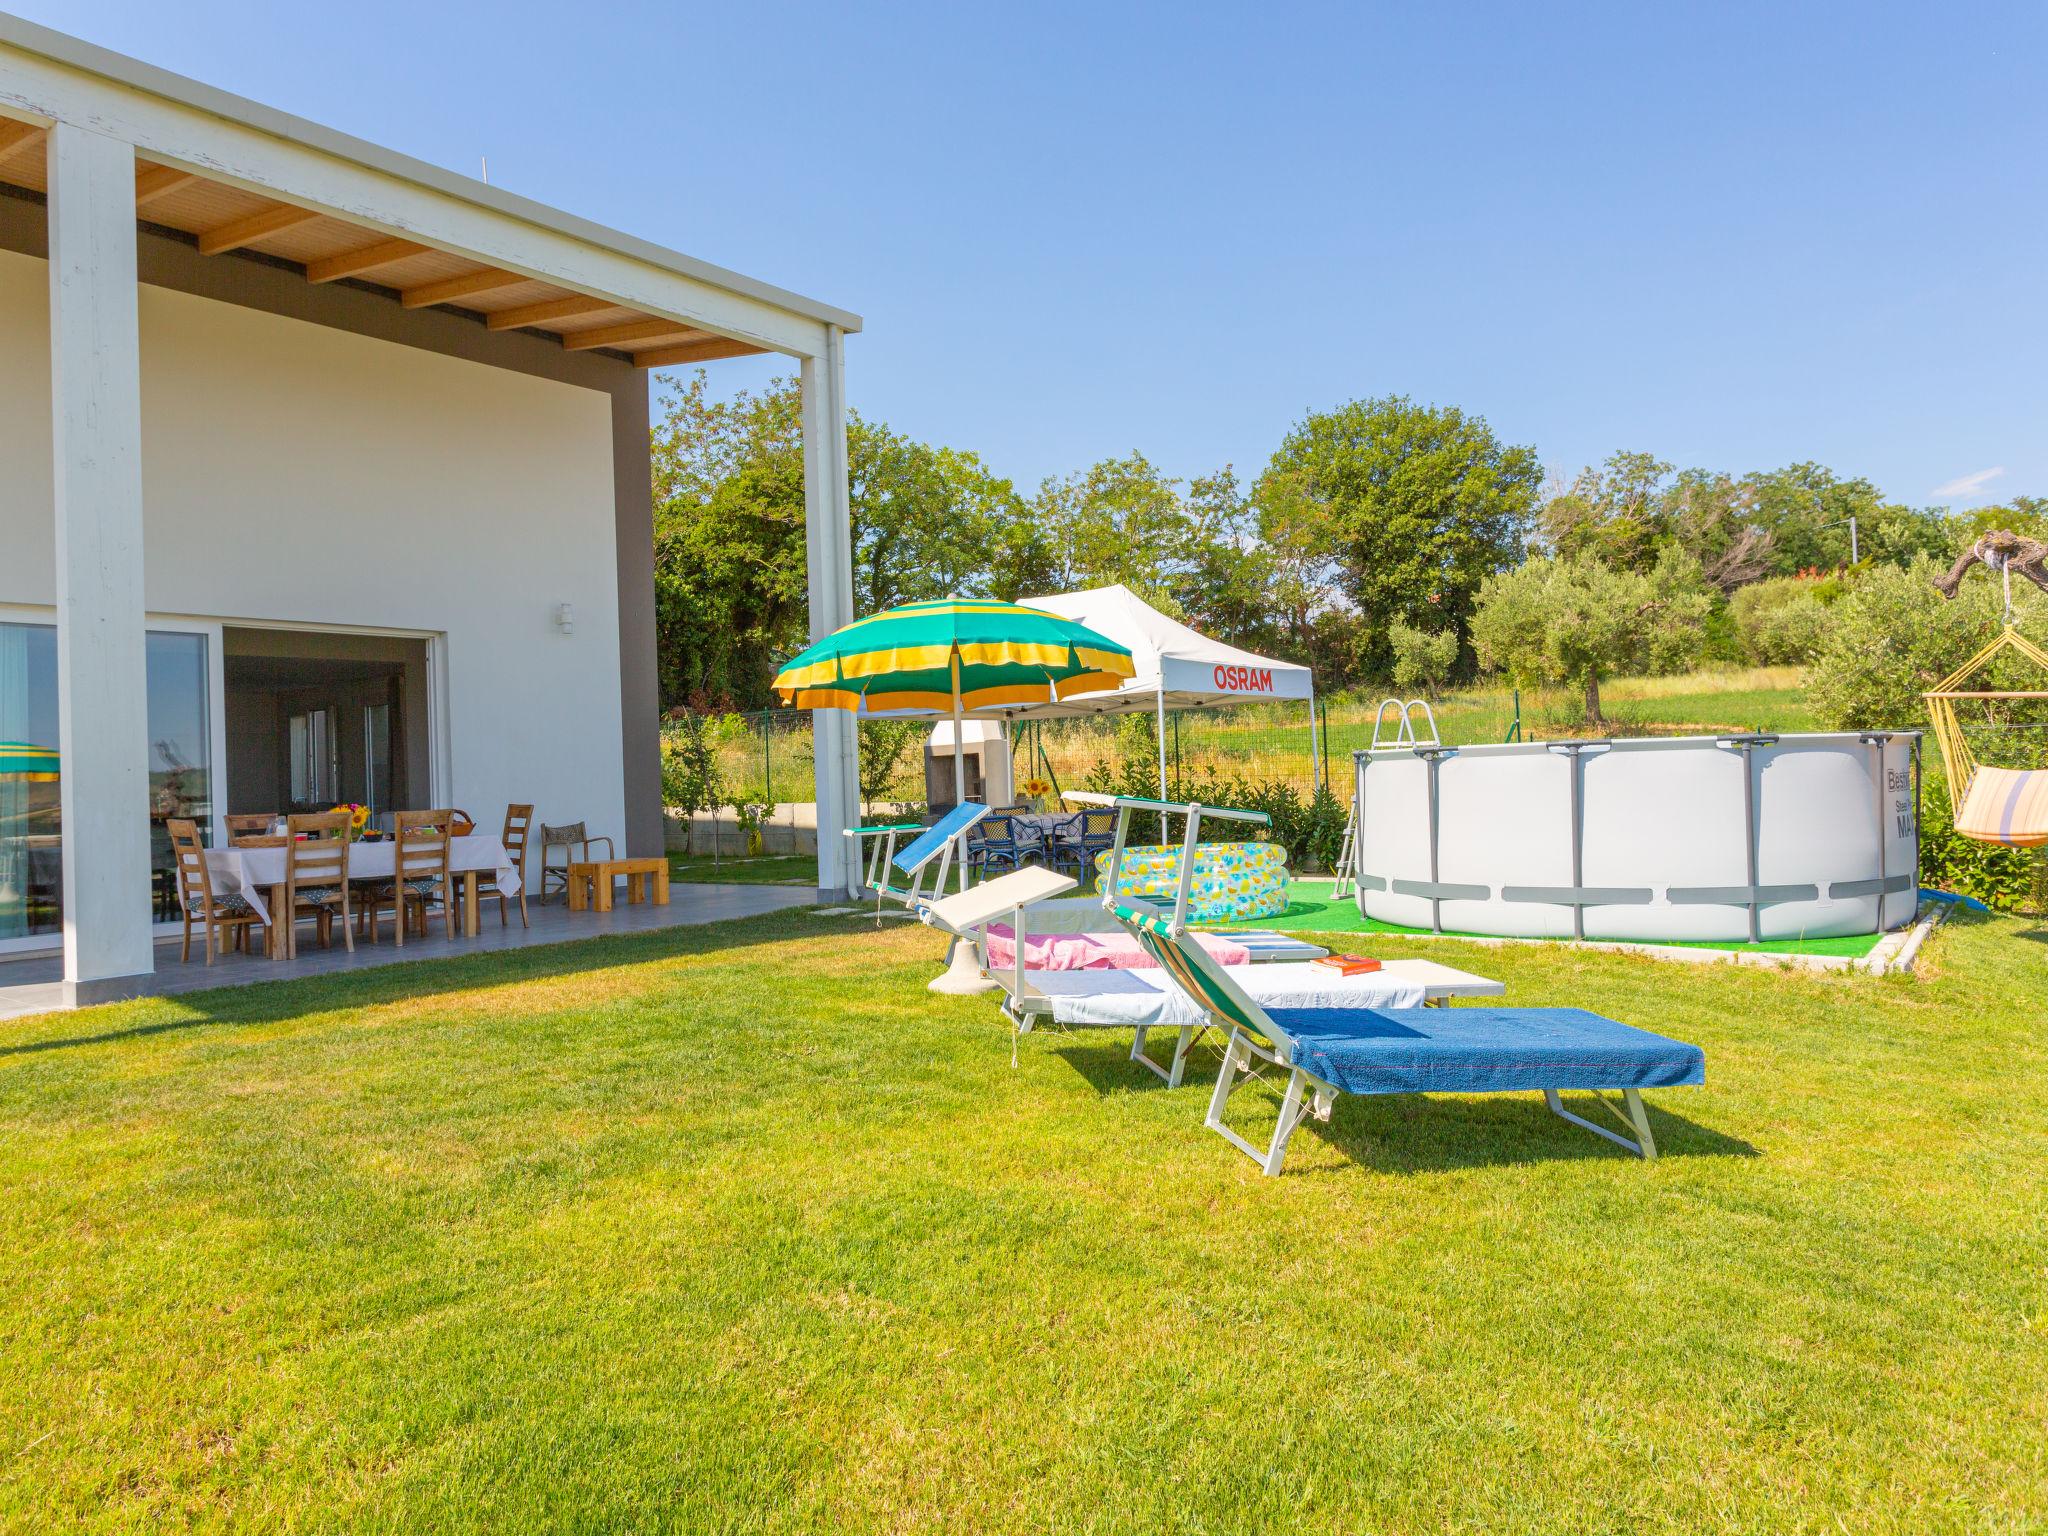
[1355,732,1920,943]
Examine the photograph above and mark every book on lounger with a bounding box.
[1311,953,1381,975]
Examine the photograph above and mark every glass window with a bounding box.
[0,623,60,943]
[146,632,212,925]
[288,707,335,808]
[0,620,213,942]
[363,702,391,815]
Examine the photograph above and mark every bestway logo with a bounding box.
[1213,665,1274,692]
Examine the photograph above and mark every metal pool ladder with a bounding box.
[1337,699,1444,901]
[1369,697,1441,751]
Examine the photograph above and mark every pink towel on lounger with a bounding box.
[981,923,1252,972]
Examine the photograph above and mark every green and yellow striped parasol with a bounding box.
[774,597,1134,715]
[0,741,58,780]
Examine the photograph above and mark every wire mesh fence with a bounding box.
[659,680,1846,825]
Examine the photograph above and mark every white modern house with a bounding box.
[0,15,862,1004]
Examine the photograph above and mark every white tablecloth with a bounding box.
[1034,961,1429,1028]
[206,833,519,925]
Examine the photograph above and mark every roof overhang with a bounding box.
[0,12,860,363]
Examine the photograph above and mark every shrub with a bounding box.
[1079,751,1346,871]
[1729,575,1831,665]
[1805,558,2047,731]
[1388,619,1459,696]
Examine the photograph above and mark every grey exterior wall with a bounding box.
[0,189,665,857]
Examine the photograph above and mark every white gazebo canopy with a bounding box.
[1008,584,1321,794]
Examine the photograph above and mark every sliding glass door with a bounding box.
[0,620,214,945]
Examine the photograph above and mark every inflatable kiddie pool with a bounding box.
[1354,732,1920,943]
[1094,840,1290,922]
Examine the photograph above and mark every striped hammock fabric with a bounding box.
[1923,625,2048,847]
[1953,766,2048,848]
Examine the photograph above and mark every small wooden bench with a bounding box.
[565,857,670,912]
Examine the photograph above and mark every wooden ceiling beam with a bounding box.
[196,202,323,256]
[134,162,198,207]
[633,337,768,368]
[0,118,43,163]
[400,267,528,309]
[486,294,621,332]
[563,318,712,353]
[306,237,429,284]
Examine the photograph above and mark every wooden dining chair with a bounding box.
[225,813,279,846]
[366,809,454,945]
[477,803,533,928]
[167,818,264,964]
[283,811,353,959]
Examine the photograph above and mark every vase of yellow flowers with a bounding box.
[329,802,372,841]
[1018,775,1055,814]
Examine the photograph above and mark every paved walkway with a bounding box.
[0,882,818,1021]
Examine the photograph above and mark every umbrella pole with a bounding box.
[952,676,968,895]
[931,648,997,994]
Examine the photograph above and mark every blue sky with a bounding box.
[22,1,2048,507]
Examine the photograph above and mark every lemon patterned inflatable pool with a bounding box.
[1093,840,1290,922]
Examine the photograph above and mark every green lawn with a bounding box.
[3,910,2045,1531]
[667,852,818,885]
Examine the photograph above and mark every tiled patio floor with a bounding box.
[0,882,820,1021]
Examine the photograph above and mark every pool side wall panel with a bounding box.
[1354,732,1920,944]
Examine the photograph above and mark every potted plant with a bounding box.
[329,802,372,841]
[1018,776,1054,813]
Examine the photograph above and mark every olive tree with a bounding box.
[1471,551,1709,723]
[1387,618,1459,696]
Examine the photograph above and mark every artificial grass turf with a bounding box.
[1,907,2043,1531]
[1233,880,1890,959]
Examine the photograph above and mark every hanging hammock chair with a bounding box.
[1924,623,2048,849]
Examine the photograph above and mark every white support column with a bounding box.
[802,324,859,898]
[47,122,155,1003]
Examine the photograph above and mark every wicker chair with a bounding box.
[539,821,614,904]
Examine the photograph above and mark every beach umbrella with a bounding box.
[775,595,1135,820]
[0,742,57,780]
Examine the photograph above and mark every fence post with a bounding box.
[1319,699,1331,792]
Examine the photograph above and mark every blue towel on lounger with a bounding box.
[1268,1007,1706,1097]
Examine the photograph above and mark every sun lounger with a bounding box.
[1005,957,1502,1086]
[844,800,992,921]
[1107,895,1705,1174]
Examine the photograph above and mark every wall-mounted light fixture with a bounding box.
[556,602,574,635]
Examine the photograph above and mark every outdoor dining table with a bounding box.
[205,833,520,947]
[1009,811,1078,844]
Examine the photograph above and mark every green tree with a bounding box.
[652,373,1032,708]
[1470,552,1708,723]
[1806,558,2048,731]
[856,718,924,813]
[1255,396,1541,681]
[1387,618,1459,696]
[1540,451,1674,572]
[1028,452,1204,608]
